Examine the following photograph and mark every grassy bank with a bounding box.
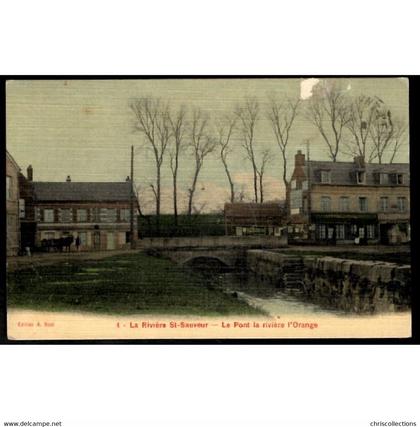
[7,252,262,316]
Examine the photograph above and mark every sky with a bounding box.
[6,78,409,214]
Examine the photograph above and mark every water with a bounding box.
[191,265,410,317]
[215,271,349,317]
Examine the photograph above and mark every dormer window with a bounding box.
[389,173,404,185]
[320,170,331,183]
[357,171,366,184]
[379,173,389,184]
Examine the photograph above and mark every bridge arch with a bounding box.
[181,255,231,269]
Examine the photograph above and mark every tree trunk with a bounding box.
[188,164,201,216]
[281,150,288,189]
[156,165,161,235]
[221,154,235,203]
[259,173,264,203]
[172,155,179,227]
[173,176,178,227]
[252,162,258,203]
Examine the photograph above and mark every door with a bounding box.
[380,224,390,244]
[93,231,101,250]
[107,232,115,250]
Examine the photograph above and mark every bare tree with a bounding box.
[369,103,408,164]
[343,95,378,161]
[217,114,236,203]
[187,108,216,216]
[256,149,271,203]
[168,105,187,226]
[130,97,170,234]
[306,80,351,162]
[235,97,260,202]
[237,184,248,202]
[267,95,300,188]
[389,117,408,164]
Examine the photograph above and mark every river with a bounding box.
[193,265,410,318]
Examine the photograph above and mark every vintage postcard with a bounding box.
[5,77,411,340]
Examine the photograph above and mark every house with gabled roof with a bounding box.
[224,202,287,237]
[287,150,410,244]
[19,166,138,251]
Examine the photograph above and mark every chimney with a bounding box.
[27,165,33,181]
[295,150,305,166]
[354,156,365,169]
[66,175,71,182]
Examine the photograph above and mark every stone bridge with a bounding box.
[136,235,287,268]
[160,248,243,268]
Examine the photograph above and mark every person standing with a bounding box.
[75,235,81,251]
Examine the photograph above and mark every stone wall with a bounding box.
[136,235,288,250]
[246,250,411,313]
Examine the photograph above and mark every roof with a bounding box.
[6,150,21,171]
[307,160,410,186]
[225,202,286,218]
[32,181,132,202]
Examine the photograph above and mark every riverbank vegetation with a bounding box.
[7,252,263,316]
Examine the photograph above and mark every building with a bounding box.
[20,170,138,251]
[6,151,21,256]
[18,165,37,251]
[288,150,410,244]
[224,202,287,237]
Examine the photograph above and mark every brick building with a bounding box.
[288,150,410,244]
[224,202,287,237]
[20,170,138,251]
[6,151,21,256]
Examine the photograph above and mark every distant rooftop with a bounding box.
[225,202,286,218]
[33,181,132,202]
[307,160,410,186]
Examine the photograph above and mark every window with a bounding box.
[320,196,331,212]
[291,180,296,189]
[351,224,358,235]
[390,173,404,185]
[367,225,376,239]
[19,199,25,218]
[359,227,365,238]
[339,197,350,212]
[320,171,331,183]
[120,208,130,222]
[101,208,117,223]
[336,224,345,240]
[359,197,368,212]
[327,227,334,239]
[357,171,366,184]
[380,173,389,184]
[302,180,309,190]
[397,197,407,212]
[43,231,55,240]
[6,176,12,200]
[92,208,100,222]
[77,209,88,222]
[44,209,54,223]
[379,197,388,212]
[318,224,326,239]
[60,209,72,223]
[78,232,87,246]
[7,214,14,228]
